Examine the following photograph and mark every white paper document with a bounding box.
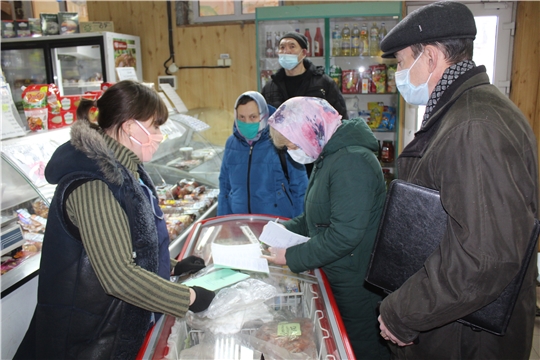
[259,221,310,249]
[211,243,269,274]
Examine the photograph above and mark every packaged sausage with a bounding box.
[22,84,48,131]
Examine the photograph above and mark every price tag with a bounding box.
[1,84,26,140]
[160,83,188,113]
[116,67,139,81]
[277,322,301,337]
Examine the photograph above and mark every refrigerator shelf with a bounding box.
[62,81,103,88]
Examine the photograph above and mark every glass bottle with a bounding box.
[360,23,369,56]
[304,28,312,57]
[265,32,274,58]
[380,141,395,163]
[351,24,361,56]
[274,31,281,57]
[314,26,324,57]
[382,169,395,190]
[341,23,351,56]
[332,24,342,56]
[379,22,388,48]
[369,22,380,56]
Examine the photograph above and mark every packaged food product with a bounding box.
[370,64,387,94]
[367,101,384,130]
[329,65,342,90]
[1,20,16,38]
[15,20,31,37]
[341,69,360,94]
[254,318,317,358]
[40,13,59,36]
[48,109,76,129]
[387,64,397,93]
[57,12,79,34]
[101,82,115,91]
[22,84,49,131]
[28,18,42,37]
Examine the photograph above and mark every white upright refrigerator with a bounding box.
[1,32,142,111]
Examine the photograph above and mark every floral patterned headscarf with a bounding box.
[268,97,342,159]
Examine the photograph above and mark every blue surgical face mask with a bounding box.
[236,120,260,140]
[287,148,317,164]
[278,54,301,71]
[395,51,433,106]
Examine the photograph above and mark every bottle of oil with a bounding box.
[369,22,380,56]
[360,23,369,56]
[332,24,342,56]
[351,24,361,56]
[341,23,351,56]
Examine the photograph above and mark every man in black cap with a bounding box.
[376,2,538,359]
[262,32,347,178]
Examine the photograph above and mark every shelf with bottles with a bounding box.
[329,18,398,59]
[259,19,326,59]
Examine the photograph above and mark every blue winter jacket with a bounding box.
[218,113,308,218]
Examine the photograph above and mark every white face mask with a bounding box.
[278,54,301,71]
[395,51,433,106]
[287,148,317,164]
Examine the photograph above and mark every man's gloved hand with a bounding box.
[173,255,206,276]
[189,286,215,313]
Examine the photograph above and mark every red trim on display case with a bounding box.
[318,269,356,359]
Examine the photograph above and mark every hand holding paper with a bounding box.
[259,221,310,249]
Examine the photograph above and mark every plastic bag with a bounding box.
[187,279,277,334]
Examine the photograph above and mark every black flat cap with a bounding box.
[280,32,308,50]
[381,1,476,58]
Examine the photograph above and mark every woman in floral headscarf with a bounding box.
[218,91,308,217]
[266,97,390,359]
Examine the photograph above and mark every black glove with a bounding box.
[189,286,215,313]
[173,255,206,276]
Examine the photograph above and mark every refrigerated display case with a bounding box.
[137,214,355,360]
[256,2,402,176]
[1,32,142,111]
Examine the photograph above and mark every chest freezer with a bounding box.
[137,214,355,360]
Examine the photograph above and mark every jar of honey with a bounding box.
[380,141,394,163]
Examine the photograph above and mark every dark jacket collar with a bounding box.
[400,66,489,159]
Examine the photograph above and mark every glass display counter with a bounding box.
[137,214,355,360]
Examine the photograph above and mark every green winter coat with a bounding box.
[284,119,390,359]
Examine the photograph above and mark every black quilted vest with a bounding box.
[16,141,159,360]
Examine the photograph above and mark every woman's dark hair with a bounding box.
[411,38,474,64]
[76,80,168,138]
[235,95,256,109]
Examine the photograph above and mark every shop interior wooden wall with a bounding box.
[88,1,539,150]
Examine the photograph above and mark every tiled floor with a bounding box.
[530,287,540,359]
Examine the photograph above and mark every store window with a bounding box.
[402,1,515,146]
[191,0,281,23]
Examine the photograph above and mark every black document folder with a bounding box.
[366,179,540,336]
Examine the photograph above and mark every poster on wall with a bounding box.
[113,38,137,71]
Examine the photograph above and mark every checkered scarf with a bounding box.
[422,60,476,127]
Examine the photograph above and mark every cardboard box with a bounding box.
[79,21,114,33]
[28,18,42,37]
[1,20,16,38]
[58,12,79,34]
[40,13,60,36]
[15,20,31,37]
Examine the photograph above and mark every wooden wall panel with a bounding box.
[510,1,540,179]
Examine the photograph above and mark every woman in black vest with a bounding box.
[15,81,214,359]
